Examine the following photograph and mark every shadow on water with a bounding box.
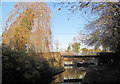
[51,66,86,84]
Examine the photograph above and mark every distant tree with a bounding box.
[81,48,88,53]
[102,45,110,52]
[72,42,80,53]
[88,49,93,52]
[94,48,101,52]
[67,45,71,52]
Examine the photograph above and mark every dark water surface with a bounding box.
[51,66,86,84]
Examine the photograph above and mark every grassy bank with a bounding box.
[82,63,120,84]
[2,46,64,84]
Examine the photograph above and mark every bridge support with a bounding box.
[95,58,98,66]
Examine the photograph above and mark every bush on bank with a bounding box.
[2,45,64,84]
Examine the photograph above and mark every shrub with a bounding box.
[2,46,53,84]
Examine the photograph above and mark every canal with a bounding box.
[51,66,86,84]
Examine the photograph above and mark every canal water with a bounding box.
[51,66,86,84]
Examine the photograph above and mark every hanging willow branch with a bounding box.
[2,2,53,57]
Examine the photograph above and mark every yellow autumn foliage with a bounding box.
[2,2,52,58]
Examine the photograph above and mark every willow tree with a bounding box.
[2,2,52,58]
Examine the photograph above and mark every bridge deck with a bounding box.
[61,55,99,58]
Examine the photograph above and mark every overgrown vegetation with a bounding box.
[2,44,64,84]
[2,2,64,84]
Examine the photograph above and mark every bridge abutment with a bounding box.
[95,58,98,66]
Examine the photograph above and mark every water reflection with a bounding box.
[64,66,73,69]
[51,66,86,84]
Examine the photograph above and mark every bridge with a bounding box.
[60,52,116,67]
[61,55,99,58]
[61,54,100,66]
